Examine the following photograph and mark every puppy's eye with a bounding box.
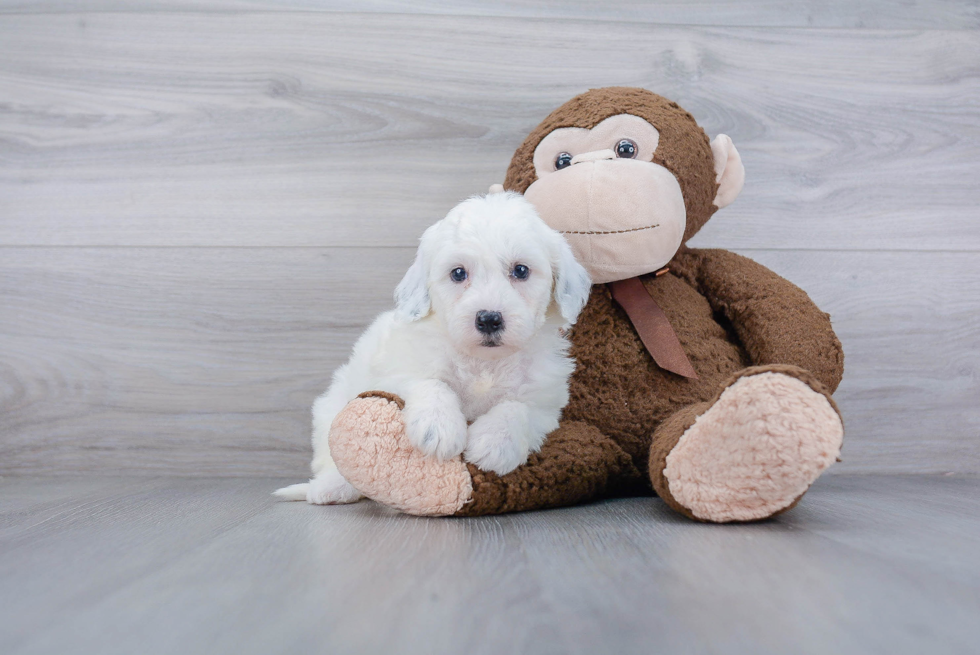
[615,139,637,159]
[450,267,467,283]
[511,264,530,280]
[555,152,573,170]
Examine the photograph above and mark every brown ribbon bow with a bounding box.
[607,273,698,379]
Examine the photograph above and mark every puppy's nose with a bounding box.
[475,310,504,334]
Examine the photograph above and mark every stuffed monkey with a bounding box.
[326,87,844,522]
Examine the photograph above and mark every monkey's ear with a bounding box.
[552,235,592,327]
[710,134,745,209]
[394,249,431,321]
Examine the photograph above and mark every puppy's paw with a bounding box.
[307,468,364,505]
[403,401,468,461]
[464,402,535,476]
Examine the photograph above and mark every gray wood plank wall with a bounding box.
[1,3,978,476]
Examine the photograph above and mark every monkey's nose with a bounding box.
[475,310,505,335]
[570,149,615,165]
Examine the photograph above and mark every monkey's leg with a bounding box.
[329,392,640,517]
[649,365,844,523]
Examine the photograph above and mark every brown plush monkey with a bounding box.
[327,87,844,523]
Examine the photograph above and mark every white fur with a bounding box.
[274,192,591,505]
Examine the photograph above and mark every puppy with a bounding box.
[275,192,592,505]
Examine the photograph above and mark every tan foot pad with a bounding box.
[664,372,843,522]
[329,395,473,516]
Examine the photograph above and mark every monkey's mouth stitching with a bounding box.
[560,223,659,236]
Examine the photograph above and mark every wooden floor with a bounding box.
[0,474,978,655]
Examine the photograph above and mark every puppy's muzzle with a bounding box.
[475,310,504,346]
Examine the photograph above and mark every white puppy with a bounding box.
[275,192,592,505]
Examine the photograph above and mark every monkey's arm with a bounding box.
[456,420,643,516]
[675,248,844,392]
[331,392,644,517]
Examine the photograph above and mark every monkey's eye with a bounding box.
[615,139,637,159]
[555,152,573,170]
[450,267,467,283]
[511,264,530,280]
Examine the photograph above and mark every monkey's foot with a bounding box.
[329,392,473,516]
[663,371,843,522]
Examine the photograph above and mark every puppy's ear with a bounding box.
[394,249,431,321]
[552,235,592,326]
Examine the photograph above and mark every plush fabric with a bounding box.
[663,370,843,522]
[709,134,744,208]
[327,87,846,523]
[456,421,642,517]
[331,393,473,516]
[504,86,720,243]
[524,158,687,283]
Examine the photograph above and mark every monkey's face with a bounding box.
[523,114,686,284]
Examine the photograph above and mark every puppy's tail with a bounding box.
[272,482,310,501]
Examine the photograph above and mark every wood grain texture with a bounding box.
[0,14,978,251]
[0,247,402,476]
[1,475,979,655]
[1,247,977,476]
[1,0,978,29]
[1,9,977,478]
